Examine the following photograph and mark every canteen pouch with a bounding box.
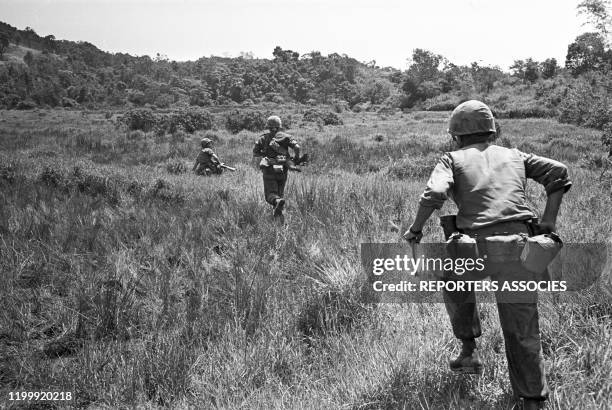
[483,234,526,263]
[520,233,563,274]
[446,232,479,259]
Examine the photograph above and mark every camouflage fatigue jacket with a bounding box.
[194,148,219,171]
[253,132,298,160]
[419,143,572,230]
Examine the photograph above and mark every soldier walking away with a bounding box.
[252,116,302,217]
[193,138,222,176]
[403,100,571,410]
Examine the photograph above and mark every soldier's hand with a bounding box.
[402,228,423,244]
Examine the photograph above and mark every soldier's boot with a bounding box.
[449,339,483,374]
[273,198,285,217]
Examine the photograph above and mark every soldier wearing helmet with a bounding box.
[252,115,301,217]
[403,100,571,410]
[193,137,222,176]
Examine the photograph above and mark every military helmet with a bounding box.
[448,100,496,137]
[200,138,212,148]
[266,115,282,129]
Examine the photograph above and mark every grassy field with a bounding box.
[0,108,611,409]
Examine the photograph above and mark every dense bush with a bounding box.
[16,100,37,110]
[225,109,267,133]
[120,109,157,132]
[303,109,343,125]
[165,108,213,133]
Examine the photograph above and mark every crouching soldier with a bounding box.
[253,116,301,217]
[403,100,571,410]
[193,138,222,176]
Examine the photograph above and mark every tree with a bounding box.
[401,49,444,107]
[23,50,34,66]
[565,32,609,75]
[577,0,611,41]
[0,33,9,58]
[510,59,525,79]
[471,62,504,93]
[523,58,541,83]
[540,58,559,79]
[406,48,442,83]
[42,34,55,53]
[272,46,299,63]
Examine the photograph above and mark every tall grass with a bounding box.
[0,109,610,409]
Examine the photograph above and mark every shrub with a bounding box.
[225,109,267,133]
[61,97,79,108]
[303,109,343,125]
[120,109,157,132]
[166,108,213,134]
[16,100,37,110]
[39,166,64,187]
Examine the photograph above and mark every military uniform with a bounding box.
[193,147,221,176]
[405,100,571,409]
[421,143,571,402]
[253,131,299,207]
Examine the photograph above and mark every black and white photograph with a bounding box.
[0,0,611,408]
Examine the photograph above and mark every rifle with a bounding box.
[219,163,236,171]
[292,153,309,166]
[287,153,309,172]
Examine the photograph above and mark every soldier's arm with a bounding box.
[403,154,454,241]
[253,138,264,157]
[419,154,454,210]
[539,190,564,233]
[291,142,301,159]
[519,150,572,195]
[519,150,571,233]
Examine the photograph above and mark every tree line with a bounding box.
[0,0,610,138]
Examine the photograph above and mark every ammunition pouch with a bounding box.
[260,156,288,173]
[441,214,562,275]
[483,234,527,263]
[520,233,563,274]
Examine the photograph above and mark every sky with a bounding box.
[0,0,594,70]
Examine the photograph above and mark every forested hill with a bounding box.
[0,21,406,110]
[1,19,612,145]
